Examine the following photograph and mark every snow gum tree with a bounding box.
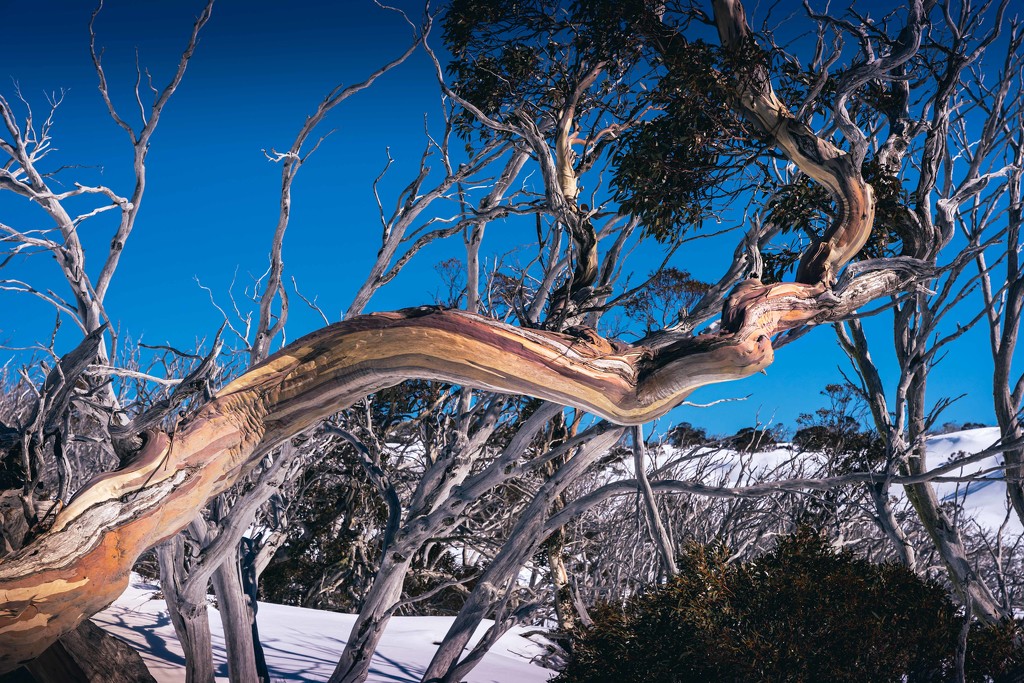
[0,0,1020,680]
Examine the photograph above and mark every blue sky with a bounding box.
[0,0,1002,437]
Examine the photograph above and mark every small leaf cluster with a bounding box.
[793,383,885,472]
[443,0,650,140]
[622,267,710,333]
[664,422,707,448]
[761,157,908,282]
[611,40,754,242]
[726,425,780,452]
[861,158,909,259]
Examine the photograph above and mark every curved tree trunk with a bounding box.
[239,542,272,683]
[841,318,1007,623]
[0,264,914,672]
[0,0,933,671]
[985,156,1024,526]
[905,364,1006,621]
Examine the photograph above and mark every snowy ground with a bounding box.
[94,428,1013,682]
[646,427,1018,534]
[94,575,556,683]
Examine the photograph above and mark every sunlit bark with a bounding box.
[0,0,939,671]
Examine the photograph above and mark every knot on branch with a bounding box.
[720,278,767,334]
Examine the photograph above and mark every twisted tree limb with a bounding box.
[711,0,875,286]
[0,253,922,671]
[0,0,933,671]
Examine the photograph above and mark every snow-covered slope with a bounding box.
[927,427,1018,533]
[94,575,556,683]
[94,428,1013,682]
[649,427,1017,534]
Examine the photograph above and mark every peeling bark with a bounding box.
[0,261,917,671]
[0,0,933,671]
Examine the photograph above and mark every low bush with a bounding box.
[556,531,1024,682]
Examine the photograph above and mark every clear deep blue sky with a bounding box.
[0,0,1001,437]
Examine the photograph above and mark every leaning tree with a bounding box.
[0,0,1010,678]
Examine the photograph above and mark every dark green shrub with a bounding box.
[727,426,779,452]
[556,531,1024,683]
[966,620,1024,681]
[665,422,707,448]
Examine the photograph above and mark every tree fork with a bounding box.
[711,0,875,287]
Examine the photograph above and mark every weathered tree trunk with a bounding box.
[542,417,586,636]
[867,481,917,570]
[545,528,577,634]
[156,539,216,683]
[835,323,918,570]
[902,466,1004,620]
[0,0,930,669]
[329,552,413,683]
[904,358,1006,621]
[841,317,1007,623]
[239,541,272,683]
[0,494,154,683]
[980,147,1024,527]
[211,560,261,683]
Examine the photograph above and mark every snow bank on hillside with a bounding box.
[95,575,556,683]
[927,427,1018,533]
[638,427,1016,534]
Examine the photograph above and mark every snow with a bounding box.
[94,575,556,683]
[647,428,1017,534]
[93,428,1015,681]
[926,427,1019,533]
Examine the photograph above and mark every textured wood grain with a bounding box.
[0,0,904,670]
[0,266,907,670]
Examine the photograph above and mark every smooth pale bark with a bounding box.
[905,359,1006,622]
[981,152,1024,526]
[545,530,577,634]
[632,426,678,577]
[420,429,625,683]
[841,318,1007,622]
